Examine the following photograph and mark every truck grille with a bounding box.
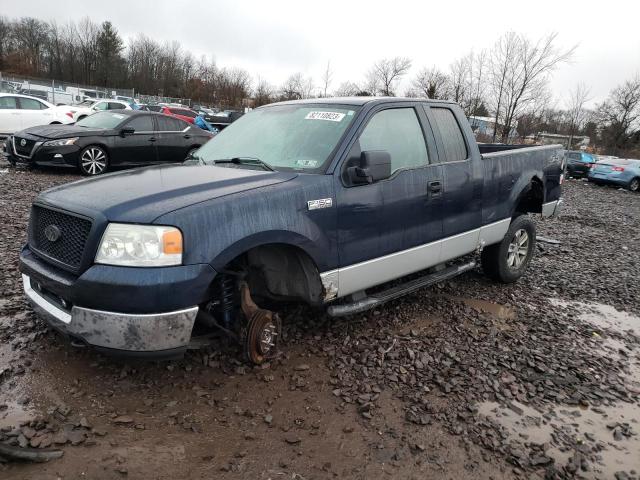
[29,205,93,272]
[13,136,36,157]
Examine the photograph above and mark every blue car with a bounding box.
[566,150,596,178]
[588,158,640,192]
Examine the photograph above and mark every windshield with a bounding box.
[76,111,127,129]
[196,104,358,172]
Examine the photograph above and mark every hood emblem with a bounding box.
[20,138,27,147]
[44,225,62,243]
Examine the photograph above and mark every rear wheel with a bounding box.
[79,146,109,176]
[185,147,199,161]
[628,178,640,192]
[481,215,536,283]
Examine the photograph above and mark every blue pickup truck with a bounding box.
[19,97,564,363]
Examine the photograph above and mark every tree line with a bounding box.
[0,15,638,156]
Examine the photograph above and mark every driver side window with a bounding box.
[359,108,428,174]
[94,102,108,111]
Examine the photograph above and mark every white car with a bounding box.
[0,93,74,137]
[69,99,132,122]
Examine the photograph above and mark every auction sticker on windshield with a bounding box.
[305,111,346,122]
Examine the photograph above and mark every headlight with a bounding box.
[95,223,183,267]
[43,137,79,147]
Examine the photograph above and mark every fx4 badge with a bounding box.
[307,198,333,210]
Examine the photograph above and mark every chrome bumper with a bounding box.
[22,274,198,353]
[541,199,563,218]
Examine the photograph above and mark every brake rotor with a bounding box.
[244,309,281,364]
[239,282,281,364]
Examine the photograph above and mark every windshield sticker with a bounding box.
[305,111,346,122]
[295,159,319,168]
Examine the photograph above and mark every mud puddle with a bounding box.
[479,400,639,477]
[444,295,517,320]
[478,299,640,477]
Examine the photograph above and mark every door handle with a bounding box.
[149,137,156,142]
[183,134,191,139]
[428,181,442,195]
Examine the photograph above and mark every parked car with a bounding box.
[68,99,132,122]
[588,158,640,191]
[5,110,213,175]
[160,106,198,124]
[18,97,563,363]
[0,93,74,137]
[565,150,596,178]
[147,105,163,113]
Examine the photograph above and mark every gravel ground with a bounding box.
[0,155,639,480]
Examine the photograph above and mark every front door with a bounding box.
[114,115,158,166]
[334,105,443,297]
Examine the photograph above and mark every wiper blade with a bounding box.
[211,156,274,171]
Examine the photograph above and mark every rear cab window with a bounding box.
[428,106,468,162]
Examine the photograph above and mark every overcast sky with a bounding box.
[3,0,640,106]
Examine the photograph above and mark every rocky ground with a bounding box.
[0,156,639,480]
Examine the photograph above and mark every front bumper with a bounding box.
[7,135,80,168]
[23,274,199,358]
[541,198,563,218]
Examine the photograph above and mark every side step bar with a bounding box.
[326,260,477,317]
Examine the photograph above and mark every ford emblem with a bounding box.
[20,138,27,147]
[44,225,62,242]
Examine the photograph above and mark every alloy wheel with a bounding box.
[507,229,529,269]
[81,147,107,175]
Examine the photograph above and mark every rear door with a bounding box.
[113,114,158,166]
[154,115,190,162]
[424,105,484,261]
[0,96,21,134]
[17,97,54,129]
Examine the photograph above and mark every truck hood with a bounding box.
[37,163,298,223]
[19,124,109,139]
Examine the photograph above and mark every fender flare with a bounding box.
[210,230,326,273]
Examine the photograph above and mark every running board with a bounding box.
[326,260,477,317]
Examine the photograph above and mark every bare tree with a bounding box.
[368,57,412,96]
[597,76,640,154]
[412,66,450,99]
[253,76,274,106]
[490,32,575,143]
[565,83,591,147]
[334,81,361,97]
[320,60,333,97]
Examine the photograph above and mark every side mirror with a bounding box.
[347,150,392,185]
[120,127,135,137]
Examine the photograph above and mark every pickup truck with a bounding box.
[19,97,564,364]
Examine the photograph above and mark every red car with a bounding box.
[160,106,198,124]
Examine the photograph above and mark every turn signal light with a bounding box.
[162,230,183,254]
[65,112,74,118]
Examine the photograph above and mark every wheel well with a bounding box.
[514,177,544,215]
[226,243,324,305]
[49,121,61,124]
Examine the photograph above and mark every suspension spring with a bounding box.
[218,274,236,329]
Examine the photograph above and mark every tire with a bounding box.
[185,147,199,161]
[628,177,640,192]
[481,215,536,283]
[79,145,109,176]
